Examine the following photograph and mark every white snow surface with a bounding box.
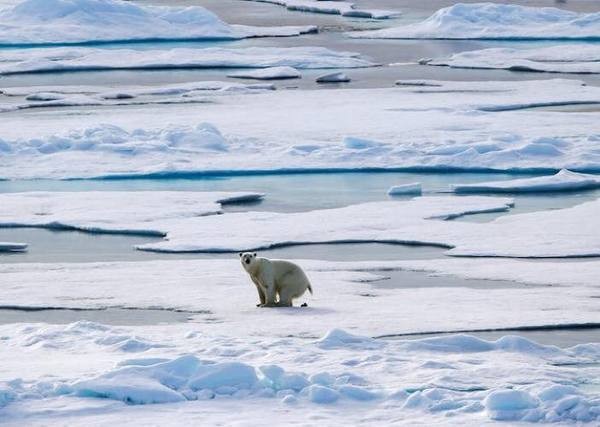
[352,3,600,40]
[451,169,600,193]
[0,46,373,75]
[425,45,600,74]
[228,66,301,80]
[2,79,600,179]
[2,190,600,258]
[1,257,600,336]
[241,0,400,19]
[0,0,316,45]
[0,319,598,425]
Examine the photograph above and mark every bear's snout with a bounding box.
[245,258,251,265]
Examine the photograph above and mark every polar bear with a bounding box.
[239,252,313,307]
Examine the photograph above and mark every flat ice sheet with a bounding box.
[425,45,600,74]
[1,257,599,337]
[0,0,315,45]
[451,169,600,193]
[227,66,301,80]
[241,0,400,19]
[352,3,600,40]
[2,190,599,258]
[0,191,263,235]
[0,46,373,75]
[1,79,600,179]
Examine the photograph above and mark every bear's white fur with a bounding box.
[239,252,313,307]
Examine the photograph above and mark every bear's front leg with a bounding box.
[251,276,266,307]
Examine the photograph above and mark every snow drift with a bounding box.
[0,0,316,45]
[352,3,600,40]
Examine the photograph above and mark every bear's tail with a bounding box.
[307,283,313,295]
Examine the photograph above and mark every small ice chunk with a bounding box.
[387,183,422,196]
[316,72,350,83]
[228,66,301,80]
[0,242,27,252]
[305,385,340,404]
[25,92,66,101]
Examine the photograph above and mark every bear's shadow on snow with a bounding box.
[261,306,336,316]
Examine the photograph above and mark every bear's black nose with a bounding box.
[245,259,250,264]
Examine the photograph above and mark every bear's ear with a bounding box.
[238,252,242,257]
[253,252,257,257]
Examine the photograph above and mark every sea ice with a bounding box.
[387,183,422,196]
[228,66,301,80]
[0,46,373,75]
[424,45,600,74]
[451,169,600,193]
[241,0,400,19]
[0,242,27,252]
[0,0,316,45]
[0,191,264,236]
[0,322,599,424]
[1,257,599,337]
[2,79,599,179]
[316,72,350,83]
[3,190,600,258]
[352,3,600,40]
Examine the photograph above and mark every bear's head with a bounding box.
[239,252,258,271]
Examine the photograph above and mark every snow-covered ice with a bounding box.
[0,46,373,75]
[0,0,316,45]
[1,257,599,336]
[228,66,301,80]
[316,72,350,83]
[451,169,600,193]
[352,3,600,40]
[2,79,600,179]
[0,320,598,424]
[387,183,422,196]
[0,191,264,236]
[2,190,599,258]
[241,0,400,19]
[425,45,600,74]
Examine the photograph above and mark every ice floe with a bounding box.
[228,66,301,80]
[316,72,350,83]
[241,0,400,19]
[0,191,264,236]
[0,81,276,114]
[0,0,316,45]
[2,79,599,179]
[1,257,599,336]
[0,46,373,75]
[387,183,422,196]
[425,45,600,74]
[3,190,600,258]
[352,3,600,40]
[451,169,600,193]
